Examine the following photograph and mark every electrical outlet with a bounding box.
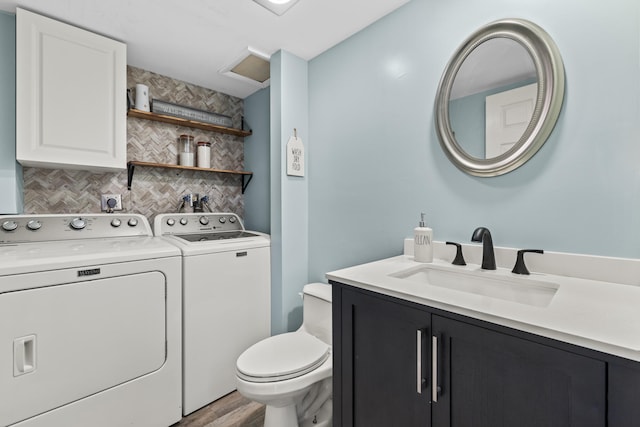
[101,194,123,211]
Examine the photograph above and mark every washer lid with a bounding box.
[237,331,329,382]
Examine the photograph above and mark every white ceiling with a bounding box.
[0,0,410,99]
[450,38,537,100]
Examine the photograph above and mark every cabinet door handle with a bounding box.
[416,329,424,394]
[432,335,439,402]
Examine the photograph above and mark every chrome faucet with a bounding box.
[471,227,496,270]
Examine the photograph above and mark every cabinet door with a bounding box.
[339,288,431,427]
[16,8,126,171]
[432,315,606,427]
[608,362,640,427]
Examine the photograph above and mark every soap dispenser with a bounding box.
[414,213,433,263]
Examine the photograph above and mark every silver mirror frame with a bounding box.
[434,18,565,177]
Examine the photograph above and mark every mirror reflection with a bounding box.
[449,38,537,160]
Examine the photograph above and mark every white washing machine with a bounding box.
[0,213,182,427]
[154,212,271,416]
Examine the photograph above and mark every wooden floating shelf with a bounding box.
[127,109,252,137]
[127,161,253,193]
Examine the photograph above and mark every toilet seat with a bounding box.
[237,331,330,383]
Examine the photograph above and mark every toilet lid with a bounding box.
[237,331,330,383]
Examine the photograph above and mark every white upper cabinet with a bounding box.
[16,8,127,171]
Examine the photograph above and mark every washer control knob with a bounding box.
[2,220,18,231]
[127,218,138,227]
[218,217,226,224]
[229,216,237,224]
[110,218,122,227]
[70,218,86,230]
[199,216,210,225]
[180,218,188,226]
[27,220,42,231]
[166,218,176,226]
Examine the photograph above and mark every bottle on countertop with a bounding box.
[414,212,433,263]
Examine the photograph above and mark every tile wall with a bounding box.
[23,66,247,223]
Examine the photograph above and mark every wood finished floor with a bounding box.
[172,391,265,427]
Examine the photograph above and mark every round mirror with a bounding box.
[434,19,565,176]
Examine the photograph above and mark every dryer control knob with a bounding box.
[229,216,237,223]
[70,218,86,230]
[199,216,210,225]
[180,218,188,225]
[111,218,122,227]
[166,218,175,226]
[127,218,139,227]
[27,220,42,230]
[2,220,18,231]
[218,217,226,224]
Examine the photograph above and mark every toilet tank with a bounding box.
[301,283,332,345]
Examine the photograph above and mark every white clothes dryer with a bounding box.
[0,214,182,427]
[154,212,271,416]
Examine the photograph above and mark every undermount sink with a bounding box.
[390,264,559,307]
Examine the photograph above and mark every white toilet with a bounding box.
[236,283,333,427]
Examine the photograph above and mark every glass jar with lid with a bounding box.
[178,135,194,166]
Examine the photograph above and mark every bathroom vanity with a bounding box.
[327,247,640,427]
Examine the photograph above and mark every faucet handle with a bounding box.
[446,241,466,266]
[512,249,544,275]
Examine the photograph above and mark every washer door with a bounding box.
[0,271,166,426]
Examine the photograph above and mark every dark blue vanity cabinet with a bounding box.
[608,362,640,426]
[332,282,639,427]
[431,315,604,426]
[336,287,432,425]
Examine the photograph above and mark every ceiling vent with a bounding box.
[219,47,270,88]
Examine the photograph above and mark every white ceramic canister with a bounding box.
[135,84,150,112]
[197,141,211,168]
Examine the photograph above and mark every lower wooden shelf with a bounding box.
[127,161,253,194]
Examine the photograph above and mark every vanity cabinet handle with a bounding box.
[416,329,426,394]
[432,335,439,402]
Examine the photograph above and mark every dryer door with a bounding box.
[0,271,166,426]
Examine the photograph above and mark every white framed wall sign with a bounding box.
[286,133,304,177]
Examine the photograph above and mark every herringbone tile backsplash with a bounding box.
[23,66,246,224]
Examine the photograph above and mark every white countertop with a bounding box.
[327,254,640,362]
